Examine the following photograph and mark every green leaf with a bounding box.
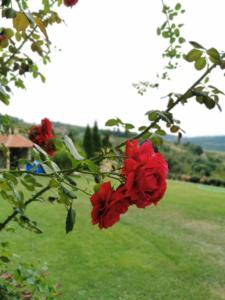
[125,123,134,130]
[147,111,158,121]
[0,256,10,263]
[13,12,30,32]
[138,126,147,131]
[34,17,48,40]
[151,136,163,146]
[0,85,10,105]
[175,3,181,10]
[178,37,185,44]
[204,97,215,109]
[64,136,84,161]
[194,57,206,70]
[155,129,166,136]
[162,31,170,38]
[2,8,17,18]
[49,178,59,188]
[83,159,99,174]
[61,184,77,199]
[184,49,203,62]
[66,207,76,234]
[2,0,11,7]
[105,119,119,126]
[206,48,221,64]
[170,125,179,133]
[4,28,14,38]
[189,41,205,49]
[3,172,18,185]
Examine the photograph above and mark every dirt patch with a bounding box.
[210,286,225,300]
[183,219,222,235]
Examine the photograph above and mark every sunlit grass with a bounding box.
[1,180,225,300]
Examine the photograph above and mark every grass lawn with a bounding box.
[1,179,225,300]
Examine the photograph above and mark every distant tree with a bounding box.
[83,125,93,158]
[0,115,15,134]
[92,121,101,153]
[188,144,204,156]
[102,133,112,148]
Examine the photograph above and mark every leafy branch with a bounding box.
[0,185,51,232]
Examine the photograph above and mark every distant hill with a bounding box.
[165,135,225,152]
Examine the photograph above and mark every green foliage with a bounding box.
[156,1,186,77]
[0,114,15,134]
[83,125,93,158]
[0,242,61,299]
[0,0,63,105]
[160,141,225,185]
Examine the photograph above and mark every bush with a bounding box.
[189,176,201,183]
[0,242,61,300]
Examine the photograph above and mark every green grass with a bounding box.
[1,180,225,300]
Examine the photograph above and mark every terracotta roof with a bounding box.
[0,135,34,148]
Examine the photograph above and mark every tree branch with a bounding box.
[116,63,217,149]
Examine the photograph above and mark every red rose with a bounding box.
[64,0,78,7]
[90,182,129,229]
[122,140,168,208]
[29,118,55,156]
[41,118,54,140]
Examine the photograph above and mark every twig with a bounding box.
[115,63,217,149]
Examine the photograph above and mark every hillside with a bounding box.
[159,141,225,184]
[165,135,225,152]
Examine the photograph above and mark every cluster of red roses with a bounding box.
[64,0,78,7]
[29,118,55,156]
[90,140,168,229]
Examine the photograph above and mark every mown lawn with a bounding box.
[1,180,225,300]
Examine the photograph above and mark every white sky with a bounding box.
[1,0,225,136]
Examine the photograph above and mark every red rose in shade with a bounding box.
[90,182,129,229]
[64,0,78,7]
[122,140,168,208]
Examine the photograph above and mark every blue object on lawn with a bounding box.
[26,161,44,174]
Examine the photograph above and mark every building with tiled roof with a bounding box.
[0,135,33,169]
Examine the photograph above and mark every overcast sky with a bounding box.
[1,0,225,136]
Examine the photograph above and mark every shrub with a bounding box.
[0,243,61,300]
[189,176,200,183]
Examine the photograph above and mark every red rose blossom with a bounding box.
[29,118,55,156]
[90,182,129,229]
[122,140,168,208]
[64,0,78,7]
